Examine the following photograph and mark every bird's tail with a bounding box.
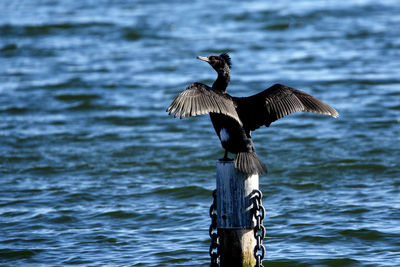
[234,152,267,176]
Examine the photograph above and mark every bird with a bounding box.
[166,53,338,176]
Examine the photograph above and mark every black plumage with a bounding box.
[167,53,338,175]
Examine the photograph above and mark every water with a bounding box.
[1,0,399,266]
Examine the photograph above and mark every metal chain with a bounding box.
[252,189,266,267]
[209,189,219,267]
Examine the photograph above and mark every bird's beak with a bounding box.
[197,56,210,62]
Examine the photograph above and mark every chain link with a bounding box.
[209,189,219,267]
[252,189,265,267]
[209,188,265,267]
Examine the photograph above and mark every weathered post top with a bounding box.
[216,160,259,228]
[216,160,259,267]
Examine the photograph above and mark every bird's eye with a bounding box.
[210,57,219,64]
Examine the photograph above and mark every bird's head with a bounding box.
[197,53,232,73]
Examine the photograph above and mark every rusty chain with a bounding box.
[252,189,266,267]
[209,188,265,267]
[209,189,219,267]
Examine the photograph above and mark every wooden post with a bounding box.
[216,160,258,267]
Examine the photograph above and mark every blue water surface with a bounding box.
[1,0,399,266]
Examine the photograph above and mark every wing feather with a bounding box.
[233,84,338,131]
[167,82,242,125]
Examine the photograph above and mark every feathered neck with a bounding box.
[212,65,230,92]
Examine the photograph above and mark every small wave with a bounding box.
[266,257,360,266]
[0,43,17,51]
[263,22,292,31]
[293,182,324,190]
[288,55,316,63]
[65,193,96,203]
[3,152,50,166]
[324,160,387,173]
[40,77,91,90]
[262,259,306,267]
[1,211,29,217]
[76,235,122,245]
[297,234,332,244]
[0,22,115,37]
[0,237,48,244]
[49,215,77,224]
[0,199,26,207]
[55,93,100,102]
[94,235,118,243]
[152,185,211,199]
[97,210,140,219]
[62,256,91,265]
[318,258,360,266]
[345,29,383,39]
[21,165,63,175]
[67,101,98,111]
[96,115,148,126]
[0,106,29,114]
[294,4,386,21]
[265,257,359,266]
[66,102,128,111]
[122,28,143,41]
[1,44,55,58]
[339,228,387,241]
[389,104,400,111]
[340,207,371,215]
[0,249,41,259]
[281,135,319,142]
[319,78,400,86]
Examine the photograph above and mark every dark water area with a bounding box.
[1,0,399,266]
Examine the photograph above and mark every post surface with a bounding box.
[216,160,258,267]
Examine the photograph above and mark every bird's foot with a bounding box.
[220,150,232,161]
[219,156,233,161]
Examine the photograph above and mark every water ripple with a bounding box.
[1,0,399,266]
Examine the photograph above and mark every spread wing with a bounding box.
[166,82,242,125]
[233,84,339,131]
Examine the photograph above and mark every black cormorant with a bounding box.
[167,53,338,175]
